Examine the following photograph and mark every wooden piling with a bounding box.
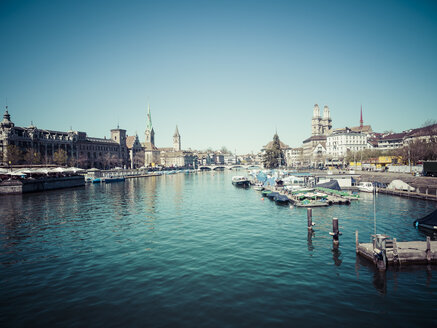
[307,208,312,230]
[330,217,340,245]
[426,236,431,262]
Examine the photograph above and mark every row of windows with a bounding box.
[79,145,120,152]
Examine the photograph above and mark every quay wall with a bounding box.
[0,176,85,194]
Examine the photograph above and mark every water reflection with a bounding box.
[307,230,315,252]
[372,269,387,295]
[332,243,342,267]
[355,254,437,295]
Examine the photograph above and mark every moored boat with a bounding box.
[104,177,126,183]
[266,191,279,200]
[232,176,250,187]
[358,182,375,193]
[274,194,290,205]
[252,183,264,191]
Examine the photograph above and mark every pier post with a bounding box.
[307,208,313,230]
[426,236,431,263]
[373,235,387,271]
[329,218,341,245]
[355,230,359,253]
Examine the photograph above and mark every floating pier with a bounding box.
[356,231,437,270]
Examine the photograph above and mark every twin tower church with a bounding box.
[144,105,196,168]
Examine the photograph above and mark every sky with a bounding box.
[1,0,436,154]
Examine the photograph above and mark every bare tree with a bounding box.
[77,154,89,169]
[24,150,42,165]
[53,149,68,166]
[6,145,23,165]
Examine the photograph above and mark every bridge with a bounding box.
[197,164,262,171]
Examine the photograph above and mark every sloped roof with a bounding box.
[263,139,289,150]
[144,142,159,151]
[379,132,406,141]
[350,125,372,133]
[302,135,327,144]
[126,136,137,149]
[405,123,437,138]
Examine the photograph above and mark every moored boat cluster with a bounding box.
[232,169,360,207]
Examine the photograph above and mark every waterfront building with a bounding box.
[403,123,437,144]
[0,107,129,168]
[126,134,143,168]
[376,132,406,150]
[284,147,303,168]
[144,106,196,168]
[326,128,368,160]
[302,135,327,167]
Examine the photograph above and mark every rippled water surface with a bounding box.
[1,171,437,327]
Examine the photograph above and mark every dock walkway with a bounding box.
[356,232,437,269]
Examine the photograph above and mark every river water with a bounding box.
[1,170,436,327]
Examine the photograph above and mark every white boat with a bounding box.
[358,182,375,193]
[232,176,250,187]
[252,183,264,191]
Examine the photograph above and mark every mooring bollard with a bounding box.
[307,208,313,230]
[329,217,341,245]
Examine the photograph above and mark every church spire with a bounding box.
[146,104,153,131]
[145,104,155,146]
[360,105,363,128]
[173,124,181,151]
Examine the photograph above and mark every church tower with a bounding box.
[145,104,155,146]
[144,104,160,167]
[311,104,322,136]
[173,125,181,151]
[321,105,332,135]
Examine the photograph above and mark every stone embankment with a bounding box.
[0,176,85,194]
[355,170,437,195]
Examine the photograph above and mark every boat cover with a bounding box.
[315,180,341,191]
[387,179,415,191]
[274,194,289,202]
[264,177,276,187]
[256,172,267,183]
[414,209,437,229]
[267,192,279,199]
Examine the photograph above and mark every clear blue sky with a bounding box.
[1,0,436,153]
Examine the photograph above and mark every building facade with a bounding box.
[144,107,196,168]
[0,107,129,168]
[326,128,368,159]
[285,147,303,168]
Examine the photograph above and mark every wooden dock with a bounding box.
[356,231,437,270]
